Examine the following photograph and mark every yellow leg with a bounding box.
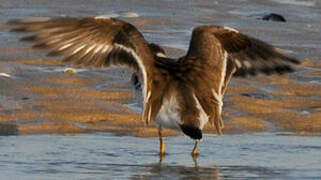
[192,153,199,167]
[191,140,199,157]
[158,128,165,155]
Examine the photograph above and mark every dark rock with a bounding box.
[262,13,286,22]
[0,123,18,136]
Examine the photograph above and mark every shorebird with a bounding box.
[7,17,299,156]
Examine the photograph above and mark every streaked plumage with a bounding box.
[7,17,299,155]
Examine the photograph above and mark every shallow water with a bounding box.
[1,133,321,179]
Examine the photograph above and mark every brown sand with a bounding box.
[301,60,321,68]
[1,55,321,136]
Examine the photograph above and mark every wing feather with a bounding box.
[210,26,299,77]
[181,25,300,133]
[8,17,154,71]
[7,17,160,124]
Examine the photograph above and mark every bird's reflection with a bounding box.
[159,153,199,167]
[131,153,220,179]
[159,153,165,163]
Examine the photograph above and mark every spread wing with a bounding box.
[208,26,299,77]
[7,17,159,123]
[180,25,299,134]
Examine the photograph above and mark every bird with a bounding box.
[7,16,299,156]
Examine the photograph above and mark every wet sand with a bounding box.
[0,0,321,137]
